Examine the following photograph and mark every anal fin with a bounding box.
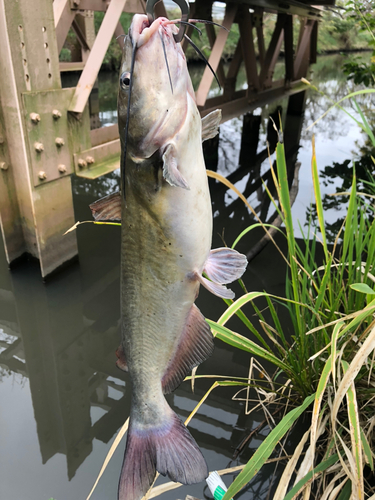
[89,191,121,222]
[162,304,214,394]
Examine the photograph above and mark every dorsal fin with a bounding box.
[89,191,121,222]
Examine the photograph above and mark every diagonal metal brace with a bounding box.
[68,0,127,114]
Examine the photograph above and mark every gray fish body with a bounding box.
[121,94,212,412]
[88,13,247,500]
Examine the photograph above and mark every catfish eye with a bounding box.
[120,72,131,90]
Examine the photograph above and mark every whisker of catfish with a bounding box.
[159,30,174,94]
[169,18,229,32]
[166,20,203,36]
[122,40,137,198]
[183,33,221,89]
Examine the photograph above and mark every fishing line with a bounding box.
[183,34,221,89]
[159,29,174,94]
[121,39,137,199]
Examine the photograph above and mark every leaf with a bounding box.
[273,428,311,500]
[350,283,375,295]
[360,428,373,471]
[222,394,315,500]
[332,324,375,436]
[281,454,338,500]
[206,320,290,372]
[342,360,364,500]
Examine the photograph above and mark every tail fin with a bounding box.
[118,409,208,500]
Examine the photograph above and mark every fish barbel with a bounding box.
[90,14,247,500]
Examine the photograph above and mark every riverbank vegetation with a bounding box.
[200,87,375,499]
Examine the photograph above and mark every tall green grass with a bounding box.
[206,96,375,499]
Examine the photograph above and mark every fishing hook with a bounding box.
[146,0,189,43]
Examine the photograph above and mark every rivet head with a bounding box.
[78,159,87,168]
[52,109,62,119]
[38,171,47,180]
[86,156,95,165]
[58,164,67,174]
[0,162,8,171]
[30,113,41,123]
[34,142,44,153]
[55,137,65,147]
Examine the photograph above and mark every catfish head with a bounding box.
[118,14,195,161]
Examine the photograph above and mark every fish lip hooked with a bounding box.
[146,0,190,43]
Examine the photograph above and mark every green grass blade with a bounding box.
[281,453,339,500]
[206,320,290,372]
[222,394,316,500]
[231,223,285,249]
[336,479,352,500]
[342,360,364,500]
[311,136,328,260]
[352,98,375,147]
[360,428,374,471]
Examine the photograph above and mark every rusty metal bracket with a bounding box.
[22,88,75,187]
[74,139,120,179]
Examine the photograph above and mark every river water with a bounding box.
[0,53,373,500]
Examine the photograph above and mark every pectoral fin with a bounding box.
[197,247,248,299]
[201,109,222,142]
[89,191,121,221]
[162,143,190,190]
[204,248,248,284]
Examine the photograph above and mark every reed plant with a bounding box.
[203,93,375,499]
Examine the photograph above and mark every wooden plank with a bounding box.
[69,0,127,114]
[91,124,119,146]
[0,115,25,262]
[238,6,259,90]
[310,20,318,64]
[284,15,294,83]
[70,0,145,13]
[294,19,314,78]
[60,61,85,71]
[205,23,226,87]
[258,13,286,88]
[54,0,76,54]
[229,0,322,21]
[196,2,237,107]
[223,38,243,99]
[201,79,308,123]
[254,9,265,65]
[73,139,120,171]
[0,0,78,276]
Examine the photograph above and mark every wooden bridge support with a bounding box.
[0,0,323,278]
[0,0,79,278]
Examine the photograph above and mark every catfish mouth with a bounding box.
[130,15,176,48]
